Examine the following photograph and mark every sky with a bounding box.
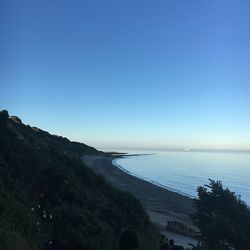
[1,0,250,151]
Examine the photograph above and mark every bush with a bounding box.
[192,179,250,250]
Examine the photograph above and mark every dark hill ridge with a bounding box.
[0,110,159,250]
[3,110,100,157]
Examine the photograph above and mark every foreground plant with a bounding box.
[192,179,250,250]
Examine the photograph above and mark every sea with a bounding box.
[108,149,250,205]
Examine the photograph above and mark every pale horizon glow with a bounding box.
[1,0,250,151]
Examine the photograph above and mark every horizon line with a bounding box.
[97,146,250,154]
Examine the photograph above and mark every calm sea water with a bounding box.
[112,150,250,205]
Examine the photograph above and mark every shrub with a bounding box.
[192,179,250,250]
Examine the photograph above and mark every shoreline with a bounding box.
[82,154,197,246]
[83,154,195,216]
[112,157,195,199]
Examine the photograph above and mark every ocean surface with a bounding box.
[110,149,250,205]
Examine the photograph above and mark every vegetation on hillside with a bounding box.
[2,109,250,250]
[192,179,250,250]
[0,110,159,250]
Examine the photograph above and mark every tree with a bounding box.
[192,179,250,250]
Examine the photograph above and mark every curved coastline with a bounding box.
[82,154,195,215]
[82,154,197,247]
[112,158,195,199]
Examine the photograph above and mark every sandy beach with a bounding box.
[82,155,197,247]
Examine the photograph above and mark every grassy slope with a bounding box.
[0,111,160,250]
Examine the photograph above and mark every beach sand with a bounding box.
[82,155,197,247]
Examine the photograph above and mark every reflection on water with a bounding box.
[112,150,250,205]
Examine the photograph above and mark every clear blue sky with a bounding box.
[1,0,250,150]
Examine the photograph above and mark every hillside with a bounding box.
[0,110,159,250]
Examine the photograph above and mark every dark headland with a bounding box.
[0,110,196,249]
